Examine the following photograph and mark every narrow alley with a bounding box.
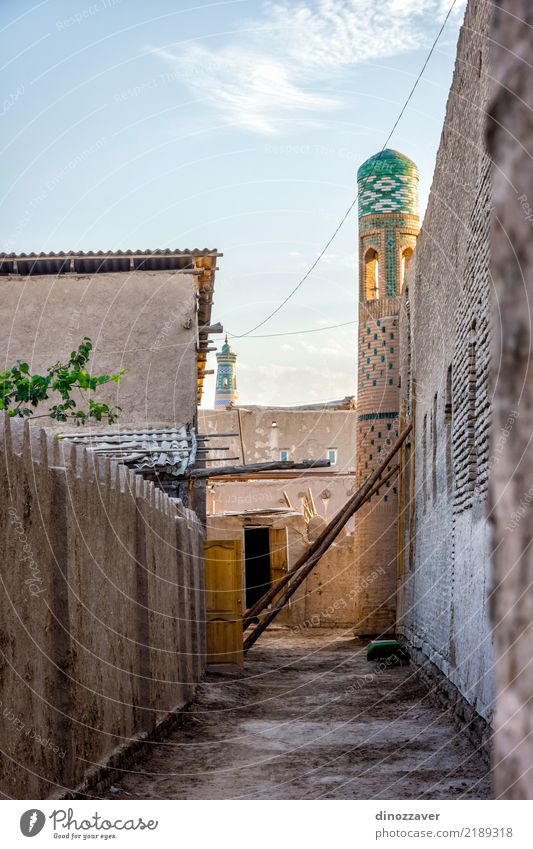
[104,631,490,801]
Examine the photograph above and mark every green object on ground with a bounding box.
[367,639,410,663]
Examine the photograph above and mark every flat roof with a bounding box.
[1,247,221,405]
[0,248,221,276]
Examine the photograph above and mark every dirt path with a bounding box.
[103,630,491,800]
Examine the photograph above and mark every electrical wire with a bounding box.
[230,0,459,340]
[229,319,357,339]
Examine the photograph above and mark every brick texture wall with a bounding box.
[397,0,494,725]
[354,172,419,635]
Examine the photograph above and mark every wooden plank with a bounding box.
[204,540,243,666]
[397,399,407,579]
[188,458,331,480]
[408,381,417,570]
[282,490,294,510]
[197,433,240,438]
[237,408,246,465]
[307,488,317,517]
[269,527,288,606]
[198,323,224,334]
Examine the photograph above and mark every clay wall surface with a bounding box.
[0,414,205,798]
[487,0,533,799]
[0,270,198,426]
[199,407,357,472]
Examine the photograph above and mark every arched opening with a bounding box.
[401,247,413,290]
[364,248,379,300]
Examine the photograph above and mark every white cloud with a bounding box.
[153,44,340,135]
[150,0,466,135]
[238,360,355,405]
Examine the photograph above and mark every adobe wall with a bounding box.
[199,407,357,472]
[207,475,355,522]
[487,0,533,799]
[0,414,205,799]
[0,270,198,426]
[397,0,494,733]
[202,405,360,630]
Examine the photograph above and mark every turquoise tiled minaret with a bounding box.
[354,148,420,635]
[214,337,238,409]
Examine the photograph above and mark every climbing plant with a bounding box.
[0,337,124,425]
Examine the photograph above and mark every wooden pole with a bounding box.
[243,424,411,651]
[187,458,331,480]
[282,490,294,510]
[197,433,240,438]
[237,408,246,465]
[243,462,399,629]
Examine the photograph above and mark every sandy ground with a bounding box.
[103,630,491,800]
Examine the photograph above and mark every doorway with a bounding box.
[244,527,271,609]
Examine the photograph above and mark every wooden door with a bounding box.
[204,540,244,666]
[269,528,288,604]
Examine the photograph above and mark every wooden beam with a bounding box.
[237,408,246,465]
[187,458,331,480]
[282,490,294,510]
[207,471,355,481]
[198,323,224,334]
[243,424,411,651]
[197,433,239,439]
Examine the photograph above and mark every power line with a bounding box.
[231,0,459,339]
[228,319,356,339]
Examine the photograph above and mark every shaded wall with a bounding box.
[0,415,205,799]
[0,270,198,426]
[397,0,494,727]
[487,0,533,799]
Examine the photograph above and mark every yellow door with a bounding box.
[204,540,244,666]
[269,528,288,604]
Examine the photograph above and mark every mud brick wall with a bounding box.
[487,0,533,800]
[397,0,494,726]
[0,414,205,799]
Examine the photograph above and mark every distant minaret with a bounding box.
[354,148,420,635]
[214,337,238,409]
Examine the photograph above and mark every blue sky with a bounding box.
[1,0,466,406]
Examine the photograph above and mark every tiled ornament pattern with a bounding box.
[357,149,419,218]
[360,214,419,297]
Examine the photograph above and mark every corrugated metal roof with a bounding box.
[0,249,221,276]
[60,425,196,477]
